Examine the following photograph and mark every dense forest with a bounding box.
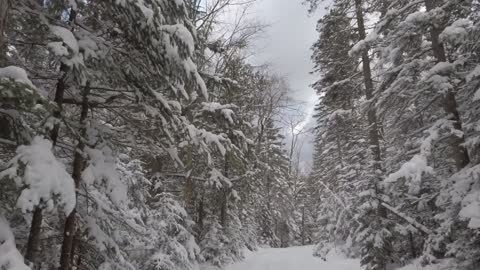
[307,0,480,269]
[0,1,479,270]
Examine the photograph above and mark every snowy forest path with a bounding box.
[226,245,363,270]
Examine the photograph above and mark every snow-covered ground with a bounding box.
[226,245,363,270]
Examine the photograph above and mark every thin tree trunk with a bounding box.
[24,208,42,264]
[70,230,81,267]
[198,196,205,231]
[184,146,195,214]
[354,0,386,219]
[354,1,388,268]
[24,57,69,267]
[354,0,382,170]
[220,142,232,227]
[57,7,78,269]
[301,206,305,245]
[409,232,417,258]
[0,0,9,64]
[58,83,90,270]
[425,0,470,170]
[220,189,227,227]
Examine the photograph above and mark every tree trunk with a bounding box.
[220,189,228,227]
[0,0,9,64]
[354,0,386,218]
[409,232,417,258]
[24,55,69,268]
[59,83,90,270]
[56,8,79,268]
[220,150,230,227]
[198,196,205,231]
[354,1,388,268]
[425,0,470,170]
[24,208,42,265]
[59,209,77,270]
[354,0,382,171]
[301,206,305,245]
[184,146,195,214]
[70,226,81,266]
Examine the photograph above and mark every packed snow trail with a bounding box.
[226,245,363,270]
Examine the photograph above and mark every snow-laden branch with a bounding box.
[380,202,433,235]
[318,180,361,226]
[0,136,76,214]
[384,119,458,195]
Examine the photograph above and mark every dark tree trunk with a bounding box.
[354,1,388,269]
[301,206,305,246]
[425,0,470,170]
[50,74,67,145]
[24,56,69,268]
[24,208,42,265]
[409,232,417,258]
[220,152,229,227]
[198,196,205,231]
[58,83,90,270]
[354,0,386,220]
[220,189,227,227]
[354,0,382,171]
[59,209,77,270]
[0,0,9,64]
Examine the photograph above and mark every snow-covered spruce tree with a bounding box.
[308,1,369,259]
[255,118,292,247]
[349,1,396,268]
[0,0,86,260]
[307,0,397,268]
[233,68,294,249]
[191,63,292,264]
[372,0,480,268]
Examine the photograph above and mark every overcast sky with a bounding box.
[248,0,325,169]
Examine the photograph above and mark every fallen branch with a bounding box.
[381,202,433,235]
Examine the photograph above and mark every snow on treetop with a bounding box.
[327,109,351,121]
[466,65,480,83]
[201,102,236,112]
[208,168,232,189]
[425,62,455,78]
[0,66,36,89]
[136,0,154,25]
[349,31,378,57]
[82,146,127,206]
[201,102,237,124]
[384,119,455,194]
[440,19,472,44]
[459,188,480,229]
[474,89,480,101]
[47,42,69,57]
[159,24,195,55]
[0,136,76,215]
[446,164,480,229]
[50,25,79,54]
